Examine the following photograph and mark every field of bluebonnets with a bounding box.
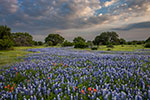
[0,47,150,100]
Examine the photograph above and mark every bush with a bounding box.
[45,34,64,46]
[0,39,14,50]
[107,44,114,48]
[12,32,33,46]
[74,41,88,48]
[107,48,111,51]
[0,25,14,50]
[91,47,98,50]
[62,40,73,47]
[144,43,150,48]
[47,41,53,46]
[38,41,43,45]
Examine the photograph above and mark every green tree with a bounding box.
[38,41,43,45]
[87,41,93,48]
[73,36,88,48]
[12,32,33,46]
[119,38,126,44]
[0,25,14,50]
[62,40,73,47]
[33,41,43,46]
[74,41,88,48]
[93,32,120,45]
[73,36,85,43]
[45,34,64,46]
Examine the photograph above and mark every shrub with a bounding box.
[62,40,73,47]
[0,39,14,50]
[91,47,98,50]
[45,34,64,46]
[107,48,111,51]
[144,43,150,48]
[74,41,88,48]
[0,25,14,50]
[47,41,53,46]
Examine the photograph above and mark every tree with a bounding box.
[74,41,88,48]
[45,34,64,46]
[87,41,93,48]
[93,32,120,45]
[62,40,73,47]
[119,38,126,44]
[73,36,85,43]
[73,36,88,48]
[12,32,33,46]
[33,41,43,46]
[146,37,150,43]
[38,41,43,45]
[0,25,14,50]
[145,43,150,48]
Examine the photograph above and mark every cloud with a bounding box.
[104,0,118,7]
[0,0,150,41]
[112,21,150,31]
[0,0,18,15]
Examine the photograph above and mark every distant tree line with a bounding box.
[0,25,150,50]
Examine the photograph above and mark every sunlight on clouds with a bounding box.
[0,0,150,41]
[104,0,118,7]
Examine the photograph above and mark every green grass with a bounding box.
[75,45,146,51]
[0,45,148,67]
[0,46,44,66]
[98,45,145,51]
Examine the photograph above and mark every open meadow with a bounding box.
[0,46,150,100]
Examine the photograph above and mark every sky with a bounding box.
[0,0,150,41]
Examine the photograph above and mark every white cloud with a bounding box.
[104,0,118,7]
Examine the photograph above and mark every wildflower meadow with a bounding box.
[0,48,150,100]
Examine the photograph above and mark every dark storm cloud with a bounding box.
[0,0,150,40]
[112,22,150,31]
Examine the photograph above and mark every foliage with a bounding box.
[0,25,14,50]
[12,32,33,46]
[93,32,120,45]
[62,40,73,47]
[73,36,86,43]
[74,41,88,48]
[45,34,64,46]
[145,37,150,43]
[47,41,53,46]
[73,36,88,48]
[119,38,126,44]
[87,41,93,48]
[0,39,14,50]
[127,40,145,45]
[91,47,97,50]
[144,43,150,48]
[0,48,150,99]
[33,41,43,46]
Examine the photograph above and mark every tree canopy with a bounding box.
[12,32,33,46]
[45,34,64,46]
[0,25,14,50]
[73,36,88,48]
[62,40,73,47]
[73,36,86,43]
[93,32,120,45]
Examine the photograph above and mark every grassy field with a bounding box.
[0,45,148,66]
[77,45,146,51]
[98,45,145,51]
[0,46,44,66]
